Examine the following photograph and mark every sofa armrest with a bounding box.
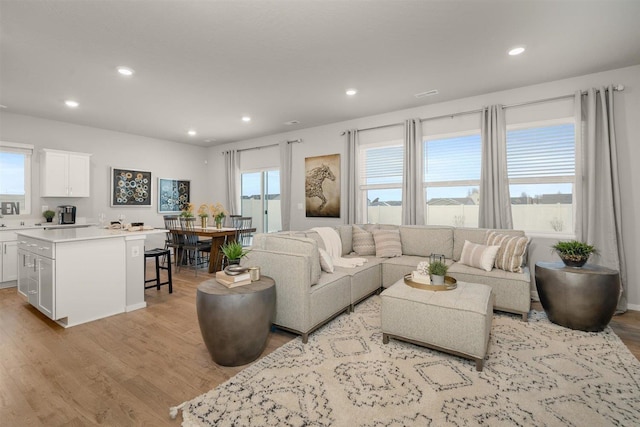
[244,248,312,331]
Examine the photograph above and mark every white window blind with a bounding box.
[425,134,481,183]
[360,145,403,185]
[507,123,575,179]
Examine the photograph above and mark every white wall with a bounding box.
[208,65,640,309]
[0,113,210,247]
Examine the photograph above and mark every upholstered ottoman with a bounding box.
[381,280,494,371]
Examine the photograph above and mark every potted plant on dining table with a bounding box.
[197,204,209,228]
[210,202,227,229]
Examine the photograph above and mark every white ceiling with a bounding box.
[2,0,640,147]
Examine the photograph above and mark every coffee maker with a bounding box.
[57,205,77,224]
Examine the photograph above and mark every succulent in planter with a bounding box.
[43,209,56,222]
[552,240,597,268]
[427,260,448,285]
[221,241,250,265]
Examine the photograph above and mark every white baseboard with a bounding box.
[627,303,640,312]
[126,302,147,312]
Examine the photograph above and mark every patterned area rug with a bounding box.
[171,296,640,426]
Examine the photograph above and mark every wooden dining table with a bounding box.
[169,226,256,273]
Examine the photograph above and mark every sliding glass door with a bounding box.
[241,169,281,233]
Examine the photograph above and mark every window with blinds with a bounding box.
[0,142,33,216]
[506,120,575,234]
[423,132,482,227]
[359,142,403,224]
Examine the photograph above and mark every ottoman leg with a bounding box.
[383,333,389,344]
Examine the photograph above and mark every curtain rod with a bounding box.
[221,138,302,155]
[343,84,625,134]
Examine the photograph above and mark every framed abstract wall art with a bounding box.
[305,153,340,218]
[158,178,190,213]
[111,167,152,207]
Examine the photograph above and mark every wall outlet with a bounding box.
[297,203,303,210]
[131,246,140,257]
[42,205,48,212]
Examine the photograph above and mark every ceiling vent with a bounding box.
[414,89,439,98]
[284,120,300,126]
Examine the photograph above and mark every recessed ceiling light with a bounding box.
[508,46,525,56]
[117,66,135,76]
[242,116,251,122]
[284,120,300,126]
[346,89,357,96]
[65,100,79,108]
[188,130,197,136]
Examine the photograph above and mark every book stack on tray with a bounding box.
[215,271,251,288]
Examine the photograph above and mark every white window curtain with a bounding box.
[575,86,627,313]
[402,118,425,225]
[279,141,292,231]
[224,150,238,215]
[479,105,513,229]
[345,129,361,224]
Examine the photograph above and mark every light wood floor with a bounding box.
[1,268,638,426]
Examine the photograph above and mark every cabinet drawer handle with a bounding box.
[27,243,37,247]
[38,247,50,251]
[28,290,37,295]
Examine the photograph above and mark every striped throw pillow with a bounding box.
[485,231,530,273]
[372,229,402,258]
[459,240,500,271]
[352,225,376,256]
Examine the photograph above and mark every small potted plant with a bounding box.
[43,209,56,223]
[210,202,227,229]
[180,202,195,218]
[428,261,448,285]
[197,203,209,228]
[552,240,597,268]
[220,241,250,266]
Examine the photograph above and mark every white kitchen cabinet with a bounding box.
[40,149,92,197]
[2,241,18,282]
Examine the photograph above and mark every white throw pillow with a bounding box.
[318,248,334,273]
[352,225,376,256]
[485,231,530,273]
[459,240,500,272]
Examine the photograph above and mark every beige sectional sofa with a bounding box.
[244,224,530,343]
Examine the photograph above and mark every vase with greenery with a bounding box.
[197,203,209,228]
[210,202,227,229]
[552,240,597,268]
[43,209,56,223]
[221,241,250,266]
[180,202,195,219]
[428,261,448,285]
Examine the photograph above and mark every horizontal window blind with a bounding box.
[507,124,575,178]
[360,145,403,186]
[424,134,481,182]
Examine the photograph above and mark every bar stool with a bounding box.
[144,248,173,293]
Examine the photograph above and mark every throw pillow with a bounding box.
[485,231,530,273]
[372,229,402,258]
[352,225,376,256]
[459,240,500,272]
[318,248,334,273]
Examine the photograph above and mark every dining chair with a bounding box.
[232,216,253,247]
[163,215,183,267]
[179,217,212,276]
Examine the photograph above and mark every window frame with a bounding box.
[358,139,404,224]
[422,129,482,226]
[505,117,577,237]
[0,141,33,216]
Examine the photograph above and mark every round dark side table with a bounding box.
[535,262,620,332]
[196,276,275,366]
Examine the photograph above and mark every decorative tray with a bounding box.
[403,274,457,291]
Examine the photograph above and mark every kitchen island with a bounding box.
[16,227,166,328]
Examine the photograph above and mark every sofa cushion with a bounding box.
[372,229,402,258]
[335,225,353,256]
[318,248,334,273]
[399,226,454,258]
[459,240,500,272]
[259,234,321,285]
[485,231,530,273]
[352,225,376,256]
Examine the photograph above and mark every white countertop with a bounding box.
[0,223,96,231]
[16,227,167,243]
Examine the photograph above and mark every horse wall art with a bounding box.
[305,154,340,217]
